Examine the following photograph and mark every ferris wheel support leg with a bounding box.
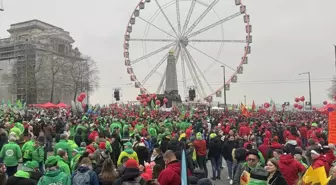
[183,46,213,93]
[182,47,206,98]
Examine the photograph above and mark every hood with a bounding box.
[124,148,135,154]
[14,170,30,178]
[45,169,62,177]
[166,160,181,173]
[77,165,91,173]
[314,155,328,163]
[279,154,294,165]
[263,138,269,145]
[121,168,141,181]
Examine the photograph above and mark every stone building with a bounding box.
[0,19,84,104]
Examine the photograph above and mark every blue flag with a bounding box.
[181,146,188,185]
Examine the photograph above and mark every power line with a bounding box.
[98,78,333,89]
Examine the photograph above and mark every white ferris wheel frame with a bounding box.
[123,0,252,102]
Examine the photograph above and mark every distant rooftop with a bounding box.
[8,19,69,34]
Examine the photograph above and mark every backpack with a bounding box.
[73,170,91,185]
[122,176,146,185]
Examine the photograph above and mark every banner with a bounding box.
[329,112,336,144]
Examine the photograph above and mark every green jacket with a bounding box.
[67,140,78,151]
[57,157,71,175]
[37,169,71,185]
[54,139,71,162]
[21,140,34,159]
[0,141,22,166]
[117,149,138,167]
[32,146,44,163]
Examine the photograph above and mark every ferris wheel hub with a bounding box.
[179,36,189,47]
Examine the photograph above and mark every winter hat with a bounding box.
[247,149,260,159]
[22,161,39,171]
[197,178,213,185]
[209,133,217,139]
[99,142,106,150]
[124,142,133,148]
[248,168,268,185]
[196,132,202,140]
[125,159,139,169]
[45,156,59,167]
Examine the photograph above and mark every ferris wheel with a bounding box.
[123,0,252,102]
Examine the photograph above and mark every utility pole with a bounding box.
[334,45,336,73]
[244,95,246,106]
[299,72,312,110]
[221,66,227,109]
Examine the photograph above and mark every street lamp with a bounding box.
[299,72,312,110]
[221,65,227,109]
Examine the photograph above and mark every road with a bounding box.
[206,160,231,185]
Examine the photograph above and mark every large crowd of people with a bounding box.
[0,106,334,185]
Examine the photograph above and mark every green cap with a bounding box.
[124,142,132,148]
[45,156,59,167]
[24,161,39,169]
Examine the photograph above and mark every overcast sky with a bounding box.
[1,0,335,106]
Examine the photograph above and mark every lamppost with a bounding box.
[221,65,227,109]
[299,72,312,110]
[244,95,246,105]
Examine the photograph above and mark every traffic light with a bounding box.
[114,90,120,101]
[188,88,196,101]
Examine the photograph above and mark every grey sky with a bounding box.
[1,0,335,106]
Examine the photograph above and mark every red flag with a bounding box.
[252,100,256,111]
[241,103,250,117]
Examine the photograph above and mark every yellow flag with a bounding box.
[302,167,318,184]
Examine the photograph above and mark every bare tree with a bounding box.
[62,55,99,102]
[328,76,336,99]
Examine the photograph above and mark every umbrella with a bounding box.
[56,102,68,108]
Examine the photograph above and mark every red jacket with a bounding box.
[270,141,282,149]
[193,139,207,156]
[279,154,306,185]
[239,126,250,137]
[88,131,98,142]
[299,126,308,138]
[325,150,336,165]
[158,161,182,185]
[312,155,330,173]
[258,139,269,159]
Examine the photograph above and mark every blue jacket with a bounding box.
[71,166,99,185]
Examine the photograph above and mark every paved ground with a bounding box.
[206,160,231,185]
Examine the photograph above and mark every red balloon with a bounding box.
[79,92,86,99]
[300,96,305,102]
[295,97,300,103]
[143,102,147,106]
[147,97,152,102]
[163,98,168,103]
[152,93,157,98]
[136,96,141,101]
[77,96,84,102]
[155,100,161,105]
[298,105,303,110]
[323,101,328,105]
[264,102,270,108]
[294,103,298,108]
[312,107,317,111]
[141,94,147,99]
